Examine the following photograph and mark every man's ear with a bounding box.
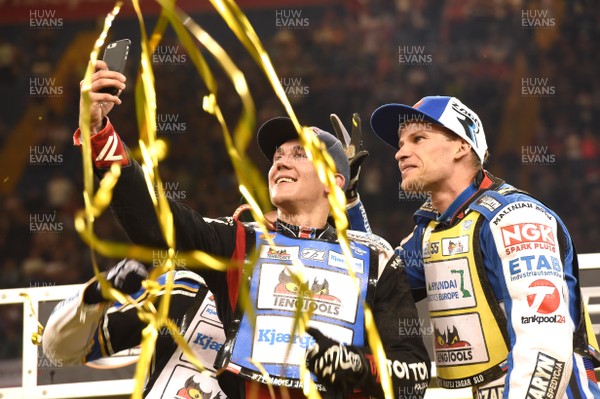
[323,173,345,195]
[455,140,472,161]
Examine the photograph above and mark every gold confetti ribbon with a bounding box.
[73,0,393,397]
[19,293,44,346]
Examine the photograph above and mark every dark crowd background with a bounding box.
[0,0,598,363]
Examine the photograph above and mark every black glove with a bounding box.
[330,113,369,202]
[305,327,369,395]
[84,259,149,304]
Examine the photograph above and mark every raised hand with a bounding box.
[79,60,126,134]
[84,259,148,304]
[330,113,369,202]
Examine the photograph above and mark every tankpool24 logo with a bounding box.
[521,279,565,325]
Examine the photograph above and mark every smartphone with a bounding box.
[99,39,131,95]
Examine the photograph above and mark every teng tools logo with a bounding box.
[501,223,556,254]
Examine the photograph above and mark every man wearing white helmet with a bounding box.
[346,96,600,398]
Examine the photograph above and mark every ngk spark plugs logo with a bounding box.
[501,222,556,255]
[257,264,359,323]
[433,314,488,367]
[521,279,565,325]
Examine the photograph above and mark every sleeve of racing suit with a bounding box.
[43,272,203,366]
[73,122,243,297]
[483,198,574,398]
[346,196,372,234]
[42,280,110,365]
[357,253,431,398]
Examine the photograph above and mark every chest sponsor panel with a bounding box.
[425,258,476,311]
[432,313,489,367]
[252,315,354,366]
[180,320,225,371]
[256,263,360,324]
[149,364,223,399]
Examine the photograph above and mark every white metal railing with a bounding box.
[1,253,599,399]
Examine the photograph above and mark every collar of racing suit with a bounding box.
[274,219,337,241]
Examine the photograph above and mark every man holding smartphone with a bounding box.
[67,59,431,399]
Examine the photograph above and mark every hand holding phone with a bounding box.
[99,39,130,95]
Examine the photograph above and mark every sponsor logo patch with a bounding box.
[327,250,364,273]
[475,195,502,212]
[525,352,564,399]
[441,235,469,256]
[251,316,353,365]
[432,313,489,366]
[527,279,560,314]
[508,254,562,281]
[301,248,326,262]
[259,245,299,260]
[435,325,474,364]
[520,279,565,324]
[257,264,360,323]
[425,258,475,311]
[501,223,556,255]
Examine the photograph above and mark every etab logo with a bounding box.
[527,279,560,314]
[501,223,555,247]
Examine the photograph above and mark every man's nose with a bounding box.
[395,146,408,162]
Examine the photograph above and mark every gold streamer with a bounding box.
[19,293,44,346]
[72,1,393,397]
